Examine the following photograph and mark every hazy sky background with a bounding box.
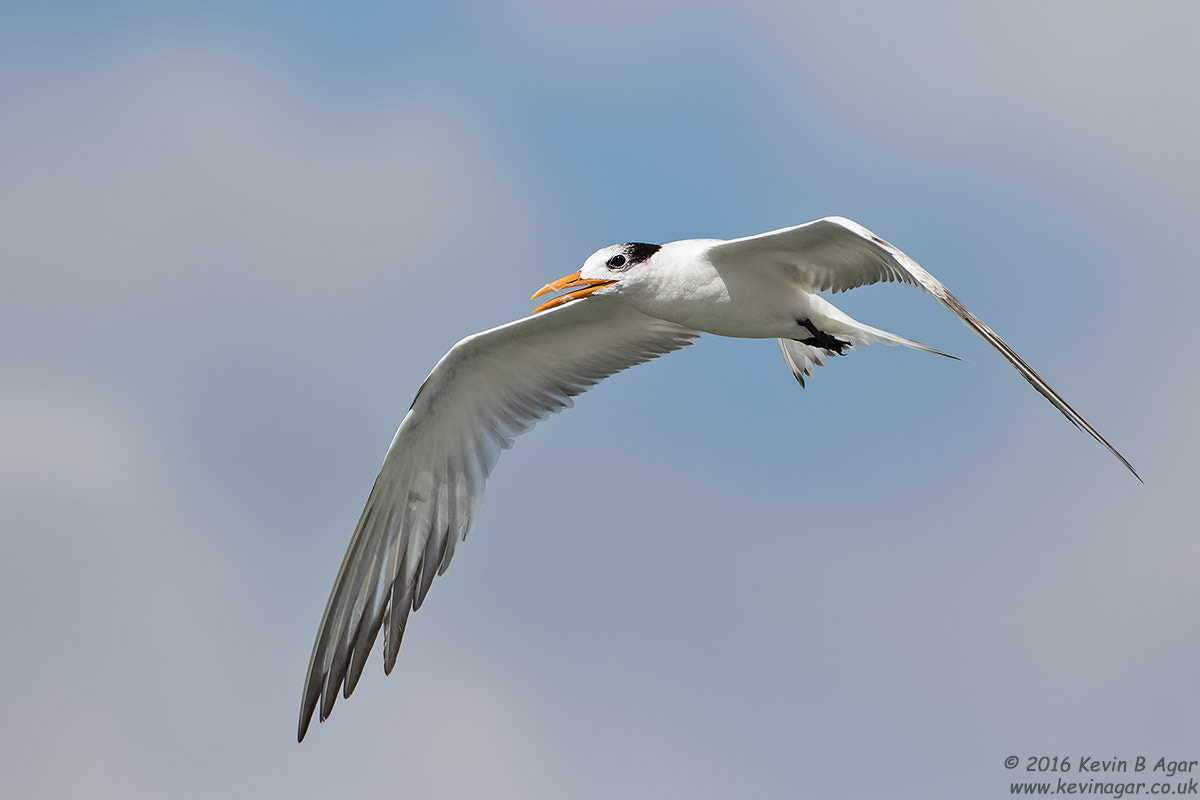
[2,2,1197,797]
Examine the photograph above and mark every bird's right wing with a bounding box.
[299,297,698,741]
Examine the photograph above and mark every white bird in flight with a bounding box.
[298,216,1138,740]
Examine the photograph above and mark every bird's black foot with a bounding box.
[796,319,852,355]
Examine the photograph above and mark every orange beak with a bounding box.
[530,271,618,312]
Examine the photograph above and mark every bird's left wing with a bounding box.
[299,297,698,740]
[708,216,1140,480]
[708,216,929,294]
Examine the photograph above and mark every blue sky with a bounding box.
[2,3,1197,798]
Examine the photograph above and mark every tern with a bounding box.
[298,216,1138,740]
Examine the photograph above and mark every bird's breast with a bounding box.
[632,256,810,340]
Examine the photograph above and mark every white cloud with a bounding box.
[0,32,551,366]
[0,30,570,798]
[500,1,1199,202]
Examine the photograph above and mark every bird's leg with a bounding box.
[796,319,852,355]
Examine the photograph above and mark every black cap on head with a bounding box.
[621,242,662,265]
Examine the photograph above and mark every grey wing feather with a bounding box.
[713,217,1139,479]
[299,298,699,741]
[710,216,924,293]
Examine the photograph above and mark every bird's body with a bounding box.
[298,216,1138,741]
[576,238,836,339]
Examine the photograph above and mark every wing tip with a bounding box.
[1114,451,1143,484]
[298,701,316,742]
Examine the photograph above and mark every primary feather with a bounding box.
[298,299,697,740]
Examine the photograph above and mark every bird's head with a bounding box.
[531,242,662,312]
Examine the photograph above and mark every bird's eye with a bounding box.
[606,254,627,269]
